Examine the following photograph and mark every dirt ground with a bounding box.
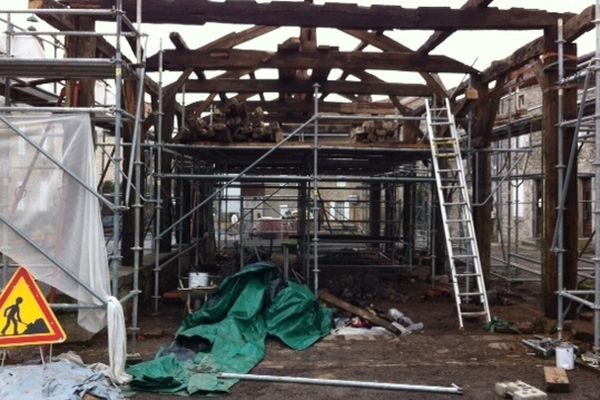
[5,264,600,399]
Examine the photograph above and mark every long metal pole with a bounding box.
[506,89,513,278]
[593,0,600,351]
[557,18,566,339]
[153,41,164,313]
[161,174,434,183]
[128,46,144,352]
[130,0,143,351]
[312,84,320,294]
[218,373,463,395]
[111,0,124,298]
[4,13,11,107]
[239,197,244,269]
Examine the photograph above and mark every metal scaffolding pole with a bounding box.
[153,42,164,313]
[111,0,124,299]
[556,18,566,339]
[312,84,320,294]
[594,0,600,351]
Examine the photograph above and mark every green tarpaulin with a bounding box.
[128,263,333,395]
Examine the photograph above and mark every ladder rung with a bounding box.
[430,121,452,126]
[440,185,463,190]
[455,273,481,278]
[436,153,458,158]
[446,219,469,223]
[452,254,476,259]
[460,311,488,317]
[430,107,446,111]
[444,201,467,206]
[438,168,460,173]
[449,236,474,240]
[458,292,483,296]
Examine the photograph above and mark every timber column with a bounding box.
[471,76,504,282]
[539,27,578,318]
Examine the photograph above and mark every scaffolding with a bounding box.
[0,0,145,351]
[554,4,600,352]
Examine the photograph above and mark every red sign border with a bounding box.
[0,266,66,347]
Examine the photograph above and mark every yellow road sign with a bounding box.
[0,266,66,347]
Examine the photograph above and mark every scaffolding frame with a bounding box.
[0,0,145,352]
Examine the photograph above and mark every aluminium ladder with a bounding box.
[425,98,491,329]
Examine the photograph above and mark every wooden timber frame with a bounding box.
[21,0,599,324]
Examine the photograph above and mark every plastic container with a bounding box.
[555,343,576,370]
[189,272,209,288]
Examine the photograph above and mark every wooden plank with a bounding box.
[544,367,570,393]
[318,290,400,334]
[84,1,570,30]
[148,49,478,74]
[181,79,432,97]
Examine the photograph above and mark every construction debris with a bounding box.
[543,367,569,393]
[521,336,562,358]
[387,308,424,335]
[495,380,547,400]
[319,290,401,334]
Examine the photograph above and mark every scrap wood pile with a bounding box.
[350,119,399,144]
[128,263,332,395]
[319,290,423,336]
[180,99,283,143]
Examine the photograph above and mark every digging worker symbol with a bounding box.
[2,297,23,335]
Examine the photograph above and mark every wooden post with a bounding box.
[402,182,415,263]
[538,28,578,318]
[369,183,382,241]
[470,76,504,282]
[64,17,95,110]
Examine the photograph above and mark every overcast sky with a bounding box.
[5,0,597,103]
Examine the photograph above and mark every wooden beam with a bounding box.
[180,79,432,97]
[148,49,479,74]
[342,30,448,99]
[480,5,593,84]
[85,1,569,30]
[418,0,495,54]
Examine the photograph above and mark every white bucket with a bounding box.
[189,272,209,288]
[555,344,575,370]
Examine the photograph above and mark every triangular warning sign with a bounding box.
[0,266,66,347]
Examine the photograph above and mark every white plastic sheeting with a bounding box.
[0,114,110,333]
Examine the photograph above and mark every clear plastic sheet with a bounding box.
[0,114,110,333]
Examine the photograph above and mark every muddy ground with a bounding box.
[5,263,600,399]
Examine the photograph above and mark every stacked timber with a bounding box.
[350,120,398,144]
[180,99,283,143]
